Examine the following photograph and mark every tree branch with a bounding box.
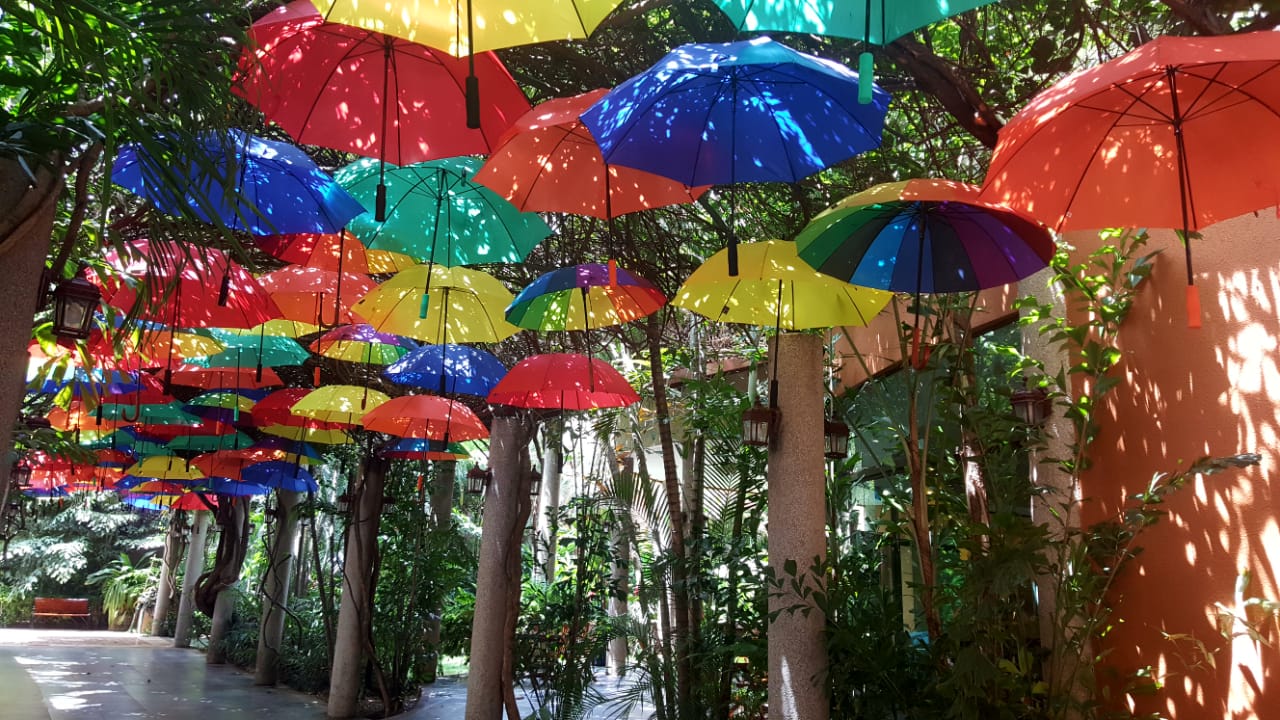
[882,37,1003,149]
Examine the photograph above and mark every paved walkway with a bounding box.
[0,629,651,719]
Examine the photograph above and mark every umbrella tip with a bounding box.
[1186,284,1203,329]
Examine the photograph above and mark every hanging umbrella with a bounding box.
[241,461,320,492]
[254,388,350,427]
[383,344,507,397]
[200,477,273,497]
[311,0,624,127]
[257,232,375,274]
[188,331,311,371]
[256,265,377,326]
[979,30,1280,326]
[506,262,666,332]
[237,0,529,170]
[796,179,1054,292]
[83,428,173,458]
[351,263,521,344]
[487,353,639,410]
[291,384,391,426]
[251,318,323,339]
[335,157,551,265]
[167,432,254,453]
[259,423,353,445]
[474,89,709,219]
[362,394,489,442]
[581,36,889,273]
[167,364,284,390]
[713,0,997,101]
[123,457,205,482]
[310,324,416,365]
[112,129,365,236]
[672,240,892,329]
[96,238,282,329]
[147,492,219,511]
[379,438,468,461]
[185,390,259,416]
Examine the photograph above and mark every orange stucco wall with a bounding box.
[1072,214,1280,720]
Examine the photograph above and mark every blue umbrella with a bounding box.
[112,129,366,235]
[383,344,507,397]
[201,477,272,497]
[242,461,320,493]
[35,368,144,397]
[580,36,889,187]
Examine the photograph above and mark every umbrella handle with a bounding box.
[217,273,231,307]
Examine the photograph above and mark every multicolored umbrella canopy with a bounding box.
[673,240,892,330]
[336,157,551,265]
[580,36,890,187]
[112,129,365,235]
[474,89,709,219]
[351,264,521,344]
[383,344,507,397]
[97,239,282,329]
[487,353,640,410]
[506,263,666,332]
[978,30,1280,326]
[236,0,530,166]
[310,324,416,365]
[257,265,378,326]
[795,179,1055,293]
[290,384,391,426]
[361,394,490,442]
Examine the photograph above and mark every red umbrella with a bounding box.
[475,89,709,220]
[361,394,488,442]
[257,265,378,325]
[253,388,354,430]
[486,353,639,410]
[95,238,282,329]
[257,232,374,274]
[167,364,283,391]
[236,0,529,219]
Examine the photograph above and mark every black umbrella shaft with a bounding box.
[1167,66,1196,285]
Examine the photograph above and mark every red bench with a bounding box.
[32,597,91,626]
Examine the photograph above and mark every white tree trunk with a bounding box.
[255,489,302,685]
[174,511,211,649]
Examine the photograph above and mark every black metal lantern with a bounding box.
[741,402,777,448]
[466,466,490,495]
[1011,385,1051,426]
[336,493,353,514]
[528,468,542,498]
[823,419,850,460]
[10,459,32,489]
[51,274,101,341]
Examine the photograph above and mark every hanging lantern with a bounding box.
[741,402,777,448]
[51,274,101,340]
[823,419,850,460]
[10,458,32,489]
[1011,385,1051,426]
[335,493,353,514]
[466,466,491,495]
[528,468,542,498]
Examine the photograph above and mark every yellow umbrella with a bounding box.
[366,249,417,274]
[250,319,322,338]
[351,264,520,344]
[133,329,224,362]
[123,456,205,482]
[312,0,624,56]
[673,240,892,329]
[290,385,391,427]
[259,424,353,445]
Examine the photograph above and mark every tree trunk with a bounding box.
[151,513,184,637]
[0,159,63,487]
[207,497,249,664]
[645,315,693,714]
[907,383,943,641]
[423,459,456,681]
[255,489,302,685]
[607,450,634,676]
[537,416,564,581]
[328,456,388,719]
[466,411,535,720]
[174,510,211,648]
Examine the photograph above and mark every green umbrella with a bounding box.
[335,157,551,265]
[186,390,258,413]
[191,330,311,369]
[167,431,254,453]
[98,402,203,426]
[84,431,174,458]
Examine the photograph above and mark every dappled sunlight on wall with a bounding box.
[1071,212,1280,720]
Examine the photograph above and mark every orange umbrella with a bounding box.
[361,394,489,442]
[980,30,1280,326]
[257,232,374,274]
[474,89,709,219]
[167,364,283,390]
[257,265,377,325]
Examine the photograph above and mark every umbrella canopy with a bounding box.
[241,461,320,492]
[256,232,374,274]
[673,240,892,329]
[123,456,205,482]
[257,265,378,325]
[362,394,490,442]
[336,157,551,265]
[383,344,507,397]
[97,239,282,329]
[796,179,1055,293]
[474,89,709,219]
[506,263,666,331]
[379,438,468,461]
[580,36,889,187]
[112,129,365,236]
[310,0,624,56]
[487,353,639,410]
[351,263,521,344]
[252,318,323,339]
[185,390,259,415]
[714,0,996,45]
[290,384,391,426]
[259,423,353,445]
[167,364,284,390]
[310,324,415,365]
[979,30,1280,325]
[188,331,311,370]
[200,477,273,497]
[236,0,529,166]
[167,431,254,453]
[254,388,352,428]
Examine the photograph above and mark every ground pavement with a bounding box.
[0,629,650,719]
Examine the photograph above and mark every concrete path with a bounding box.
[0,629,652,720]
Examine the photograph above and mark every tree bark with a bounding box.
[423,459,456,681]
[537,416,564,581]
[882,37,1003,149]
[255,489,302,685]
[466,411,535,720]
[174,510,211,649]
[207,497,249,665]
[151,513,184,637]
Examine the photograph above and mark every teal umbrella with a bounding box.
[713,0,996,101]
[335,157,551,265]
[167,431,254,453]
[192,330,311,368]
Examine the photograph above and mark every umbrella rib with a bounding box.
[1179,61,1280,124]
[291,27,383,140]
